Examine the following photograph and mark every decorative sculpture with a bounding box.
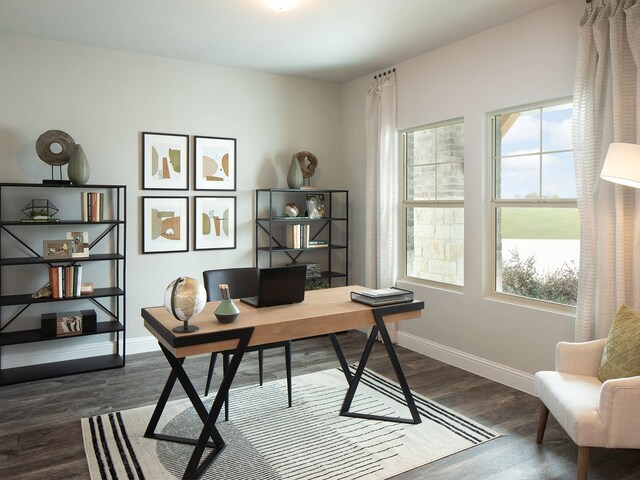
[36,130,75,185]
[292,151,318,187]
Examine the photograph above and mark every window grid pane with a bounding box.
[492,100,578,307]
[406,206,464,286]
[403,119,464,287]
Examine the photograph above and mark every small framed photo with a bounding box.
[142,196,189,254]
[142,132,189,190]
[306,194,326,219]
[43,240,73,260]
[193,136,236,191]
[66,231,89,258]
[194,196,236,250]
[57,313,84,337]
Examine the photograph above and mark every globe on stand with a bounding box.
[164,277,207,333]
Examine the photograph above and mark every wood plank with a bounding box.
[1,331,639,479]
[143,285,422,357]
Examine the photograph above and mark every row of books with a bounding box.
[285,224,329,249]
[49,265,83,299]
[81,192,104,222]
[350,287,414,307]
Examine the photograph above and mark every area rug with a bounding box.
[82,367,499,480]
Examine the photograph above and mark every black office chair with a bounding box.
[202,267,292,420]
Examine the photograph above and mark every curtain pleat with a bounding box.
[365,71,398,343]
[574,0,640,341]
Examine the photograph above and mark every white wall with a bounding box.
[0,33,342,365]
[341,0,584,392]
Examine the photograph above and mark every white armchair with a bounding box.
[535,339,640,480]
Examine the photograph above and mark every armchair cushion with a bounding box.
[556,338,606,376]
[535,370,606,446]
[597,304,640,382]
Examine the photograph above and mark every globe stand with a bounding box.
[173,320,199,333]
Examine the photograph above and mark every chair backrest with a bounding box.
[202,267,259,301]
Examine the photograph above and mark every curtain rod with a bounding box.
[374,68,395,80]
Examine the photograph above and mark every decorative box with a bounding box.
[287,262,321,278]
[41,309,97,338]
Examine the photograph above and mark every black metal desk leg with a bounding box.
[144,347,182,438]
[329,333,354,384]
[340,309,421,425]
[145,344,221,445]
[183,327,253,480]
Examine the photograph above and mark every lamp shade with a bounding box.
[600,143,640,188]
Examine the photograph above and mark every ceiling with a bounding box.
[0,0,564,83]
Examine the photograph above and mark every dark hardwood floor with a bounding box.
[1,330,638,479]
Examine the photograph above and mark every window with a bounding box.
[491,100,578,306]
[402,119,464,287]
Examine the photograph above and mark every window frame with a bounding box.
[400,117,465,289]
[488,97,577,312]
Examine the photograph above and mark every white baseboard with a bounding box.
[397,331,535,395]
[126,336,161,355]
[4,331,534,396]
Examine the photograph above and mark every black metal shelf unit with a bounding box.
[0,183,126,386]
[255,188,348,287]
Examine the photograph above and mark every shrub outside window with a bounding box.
[402,119,464,287]
[491,100,579,306]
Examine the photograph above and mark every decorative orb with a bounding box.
[163,277,207,333]
[284,203,300,217]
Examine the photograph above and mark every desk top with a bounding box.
[142,285,424,358]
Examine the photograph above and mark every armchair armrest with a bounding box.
[599,375,640,448]
[555,338,606,376]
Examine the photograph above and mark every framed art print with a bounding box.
[43,240,73,260]
[66,231,89,258]
[193,136,236,191]
[194,196,236,250]
[142,132,189,190]
[142,196,189,253]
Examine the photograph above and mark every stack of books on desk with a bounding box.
[350,287,414,306]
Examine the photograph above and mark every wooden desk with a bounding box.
[142,285,424,480]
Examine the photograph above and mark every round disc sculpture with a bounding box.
[163,277,207,333]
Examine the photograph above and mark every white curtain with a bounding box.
[365,70,399,343]
[574,0,640,341]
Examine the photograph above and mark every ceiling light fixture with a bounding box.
[263,0,299,12]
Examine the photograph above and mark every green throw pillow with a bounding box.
[597,304,640,382]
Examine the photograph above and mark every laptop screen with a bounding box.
[241,265,307,307]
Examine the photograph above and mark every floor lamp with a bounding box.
[600,142,640,186]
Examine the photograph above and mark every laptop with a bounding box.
[240,265,307,308]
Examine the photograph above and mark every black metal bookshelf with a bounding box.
[0,183,126,386]
[255,188,348,286]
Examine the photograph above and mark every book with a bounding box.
[350,287,415,307]
[286,224,301,248]
[81,192,88,221]
[301,224,310,248]
[358,287,411,298]
[57,266,63,298]
[74,265,82,297]
[49,266,59,299]
[306,242,328,249]
[82,191,104,222]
